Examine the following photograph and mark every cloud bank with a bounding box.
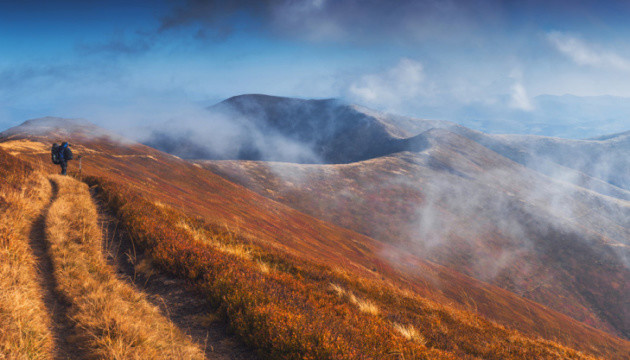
[547,31,630,71]
[159,0,502,44]
[346,58,426,112]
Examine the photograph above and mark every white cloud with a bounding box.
[547,31,630,71]
[507,68,534,111]
[509,82,534,111]
[346,58,425,110]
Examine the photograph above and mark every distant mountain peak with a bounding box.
[586,130,630,141]
[154,94,428,163]
[0,116,129,144]
[20,116,91,128]
[216,93,340,109]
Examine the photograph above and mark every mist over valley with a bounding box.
[143,93,630,337]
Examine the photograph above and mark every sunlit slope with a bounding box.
[0,148,53,359]
[0,148,205,359]
[202,128,630,339]
[44,174,205,358]
[2,118,629,358]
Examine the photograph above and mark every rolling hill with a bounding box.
[145,94,629,201]
[140,93,630,338]
[2,117,629,358]
[201,127,630,340]
[144,94,455,164]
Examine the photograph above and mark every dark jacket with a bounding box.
[59,142,73,162]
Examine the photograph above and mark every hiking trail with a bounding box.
[28,179,85,360]
[92,188,260,360]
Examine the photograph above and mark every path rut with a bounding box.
[28,179,85,360]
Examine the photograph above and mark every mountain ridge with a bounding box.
[142,94,629,200]
[2,117,629,358]
[199,127,630,339]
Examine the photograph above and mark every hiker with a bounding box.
[51,142,73,175]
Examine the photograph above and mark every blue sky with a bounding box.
[2,0,630,137]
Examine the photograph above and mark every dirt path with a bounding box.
[93,191,260,360]
[28,179,85,360]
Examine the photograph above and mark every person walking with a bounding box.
[51,141,73,175]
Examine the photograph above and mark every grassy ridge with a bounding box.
[87,175,600,360]
[44,175,205,359]
[87,177,442,359]
[3,131,626,356]
[2,128,626,358]
[0,149,53,359]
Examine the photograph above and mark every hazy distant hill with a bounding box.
[145,94,454,163]
[447,128,630,195]
[531,94,630,138]
[429,94,630,139]
[145,94,629,200]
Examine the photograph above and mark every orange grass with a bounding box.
[0,149,54,359]
[44,175,204,359]
[202,154,630,339]
[87,175,601,360]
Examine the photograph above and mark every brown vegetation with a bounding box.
[201,143,630,339]
[87,175,602,359]
[43,175,204,359]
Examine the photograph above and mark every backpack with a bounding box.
[63,145,73,160]
[51,143,61,164]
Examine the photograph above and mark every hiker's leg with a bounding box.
[60,161,67,175]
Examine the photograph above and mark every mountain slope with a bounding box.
[448,127,630,195]
[2,118,629,358]
[144,94,450,163]
[357,106,630,197]
[0,148,208,359]
[201,128,630,339]
[144,94,629,202]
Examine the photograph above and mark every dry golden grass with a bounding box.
[330,283,380,315]
[350,295,380,316]
[0,139,49,156]
[392,322,420,341]
[0,152,53,359]
[256,259,273,274]
[176,219,254,260]
[44,175,204,359]
[329,282,346,297]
